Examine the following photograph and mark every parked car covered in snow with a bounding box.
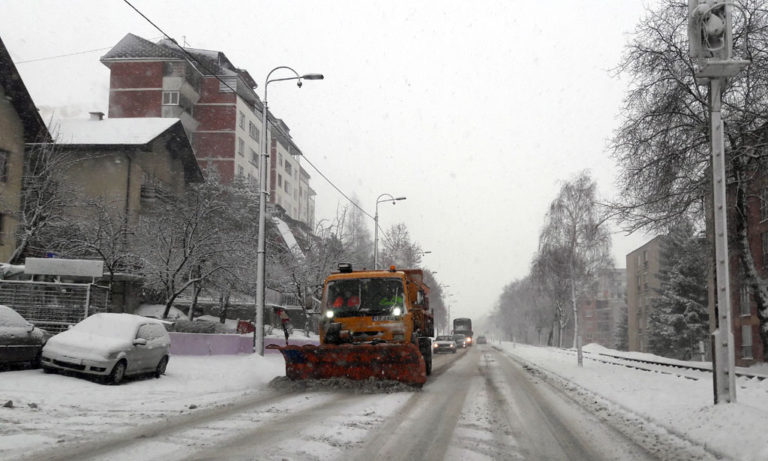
[0,305,51,369]
[41,313,170,384]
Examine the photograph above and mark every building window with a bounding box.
[237,138,244,156]
[0,213,4,244]
[740,283,751,316]
[285,162,292,175]
[284,180,290,193]
[250,148,258,164]
[237,165,244,177]
[278,174,282,187]
[162,91,179,105]
[279,154,283,167]
[760,187,768,221]
[239,111,245,130]
[0,149,8,182]
[742,325,753,359]
[248,121,260,142]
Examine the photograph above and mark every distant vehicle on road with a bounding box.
[0,305,50,369]
[433,335,457,354]
[453,333,467,348]
[476,335,487,344]
[453,317,473,346]
[41,313,170,384]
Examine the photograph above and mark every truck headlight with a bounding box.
[392,307,402,316]
[325,310,334,319]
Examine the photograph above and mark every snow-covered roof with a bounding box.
[101,33,184,62]
[52,117,180,145]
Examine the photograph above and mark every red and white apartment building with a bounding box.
[100,33,315,227]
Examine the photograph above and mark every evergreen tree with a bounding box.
[648,222,708,359]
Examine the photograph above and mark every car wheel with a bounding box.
[155,356,168,378]
[42,365,56,374]
[109,360,127,385]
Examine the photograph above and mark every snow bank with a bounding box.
[500,342,768,460]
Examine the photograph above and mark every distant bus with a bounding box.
[453,318,473,346]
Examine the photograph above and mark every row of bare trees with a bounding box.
[489,172,613,347]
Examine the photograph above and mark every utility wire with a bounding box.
[122,0,376,225]
[16,46,114,64]
[298,154,374,220]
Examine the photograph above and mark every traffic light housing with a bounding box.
[688,0,731,59]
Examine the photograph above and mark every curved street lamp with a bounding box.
[373,193,406,269]
[255,66,323,356]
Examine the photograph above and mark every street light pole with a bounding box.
[254,67,323,356]
[373,193,406,269]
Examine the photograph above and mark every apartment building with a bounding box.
[578,268,627,349]
[728,170,768,366]
[100,33,315,226]
[626,237,663,352]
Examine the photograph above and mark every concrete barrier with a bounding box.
[169,332,253,355]
[169,332,320,355]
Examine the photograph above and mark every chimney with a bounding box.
[89,111,105,121]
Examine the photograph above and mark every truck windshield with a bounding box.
[325,278,405,317]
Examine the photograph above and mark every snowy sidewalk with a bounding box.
[497,342,768,461]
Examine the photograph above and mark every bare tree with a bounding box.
[536,172,613,348]
[611,0,768,350]
[340,197,373,269]
[134,180,243,319]
[44,198,137,284]
[8,142,79,263]
[379,223,423,269]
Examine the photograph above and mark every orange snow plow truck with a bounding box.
[268,263,434,386]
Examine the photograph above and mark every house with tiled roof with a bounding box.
[0,35,51,262]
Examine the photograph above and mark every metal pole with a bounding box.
[254,84,269,356]
[373,202,380,269]
[710,77,736,403]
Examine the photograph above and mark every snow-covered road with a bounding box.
[2,342,758,460]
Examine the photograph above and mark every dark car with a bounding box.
[0,305,50,369]
[476,335,488,344]
[433,335,457,354]
[453,333,467,348]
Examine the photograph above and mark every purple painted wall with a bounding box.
[169,332,319,355]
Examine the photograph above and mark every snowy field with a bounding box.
[500,342,768,461]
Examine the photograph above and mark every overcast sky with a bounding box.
[0,0,656,321]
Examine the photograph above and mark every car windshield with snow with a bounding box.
[41,313,170,384]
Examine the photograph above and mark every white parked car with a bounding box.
[41,313,170,384]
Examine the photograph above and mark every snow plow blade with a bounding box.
[267,343,427,386]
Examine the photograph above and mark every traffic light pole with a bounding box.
[709,76,736,404]
[688,0,750,404]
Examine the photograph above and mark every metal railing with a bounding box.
[0,280,110,332]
